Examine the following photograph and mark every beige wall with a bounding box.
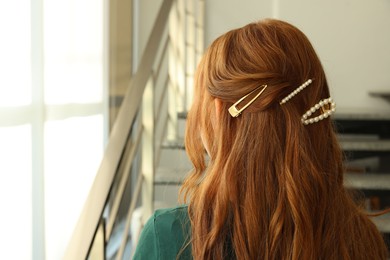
[134,0,163,69]
[205,0,390,112]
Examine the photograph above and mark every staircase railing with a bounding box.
[64,0,172,258]
[64,0,203,259]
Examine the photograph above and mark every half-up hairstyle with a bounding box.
[181,19,388,260]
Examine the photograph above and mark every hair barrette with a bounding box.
[301,97,336,125]
[280,79,313,105]
[228,85,268,117]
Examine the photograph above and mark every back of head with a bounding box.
[182,19,387,260]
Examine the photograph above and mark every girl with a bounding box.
[134,19,388,260]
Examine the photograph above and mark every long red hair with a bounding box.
[181,19,388,259]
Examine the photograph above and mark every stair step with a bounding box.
[369,91,390,103]
[371,213,390,233]
[334,109,390,121]
[155,167,188,185]
[161,138,185,150]
[345,173,390,190]
[158,148,191,170]
[340,139,390,152]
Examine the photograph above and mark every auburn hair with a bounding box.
[180,19,388,259]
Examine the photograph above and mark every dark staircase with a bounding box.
[335,109,390,245]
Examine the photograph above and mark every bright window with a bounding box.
[0,125,32,259]
[0,1,31,106]
[44,0,103,104]
[0,1,107,259]
[44,115,103,260]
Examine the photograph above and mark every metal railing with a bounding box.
[64,0,204,259]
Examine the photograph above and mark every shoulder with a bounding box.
[154,205,189,227]
[133,205,192,259]
[153,206,191,258]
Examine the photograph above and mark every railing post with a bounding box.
[88,219,106,260]
[142,75,155,223]
[195,0,205,66]
[168,0,204,127]
[167,2,178,140]
[185,0,204,111]
[176,0,186,113]
[185,0,195,111]
[168,0,186,140]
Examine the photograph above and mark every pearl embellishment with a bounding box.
[280,79,313,105]
[301,97,336,125]
[278,78,336,126]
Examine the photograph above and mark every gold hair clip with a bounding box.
[228,85,268,117]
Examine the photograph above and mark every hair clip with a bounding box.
[301,97,336,125]
[228,85,268,117]
[280,79,313,105]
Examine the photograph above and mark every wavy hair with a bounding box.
[180,19,388,259]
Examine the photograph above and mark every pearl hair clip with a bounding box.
[280,79,313,105]
[301,97,336,125]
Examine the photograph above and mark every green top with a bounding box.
[133,205,192,259]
